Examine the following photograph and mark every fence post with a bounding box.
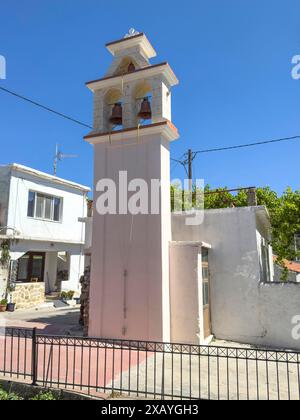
[31,328,38,386]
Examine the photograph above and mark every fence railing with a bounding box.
[0,327,300,400]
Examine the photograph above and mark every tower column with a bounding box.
[84,31,179,342]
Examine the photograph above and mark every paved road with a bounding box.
[0,307,82,335]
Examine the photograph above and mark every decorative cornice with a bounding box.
[86,62,178,92]
[84,121,179,145]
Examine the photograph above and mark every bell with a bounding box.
[138,97,152,120]
[128,62,136,73]
[110,102,123,126]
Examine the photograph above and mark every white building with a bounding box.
[0,164,90,309]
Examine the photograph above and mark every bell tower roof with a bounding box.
[85,30,179,142]
[106,30,157,60]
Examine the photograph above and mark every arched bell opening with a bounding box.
[134,81,153,126]
[113,56,138,76]
[104,88,124,131]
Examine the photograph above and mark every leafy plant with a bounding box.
[30,391,57,400]
[60,291,68,300]
[60,290,75,301]
[0,239,10,267]
[0,387,23,400]
[0,299,7,306]
[67,290,75,300]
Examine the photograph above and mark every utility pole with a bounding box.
[188,149,193,191]
[171,149,196,191]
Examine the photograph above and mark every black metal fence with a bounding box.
[0,327,300,400]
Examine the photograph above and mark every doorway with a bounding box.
[16,252,46,283]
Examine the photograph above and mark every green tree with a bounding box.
[171,184,300,264]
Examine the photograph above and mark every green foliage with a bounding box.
[0,388,23,400]
[0,239,10,267]
[0,387,57,400]
[170,184,300,264]
[30,391,57,400]
[0,299,7,306]
[60,290,75,300]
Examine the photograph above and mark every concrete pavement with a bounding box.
[0,306,82,336]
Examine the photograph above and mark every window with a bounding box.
[27,191,35,217]
[27,191,62,222]
[16,252,45,283]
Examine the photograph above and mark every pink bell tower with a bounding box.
[84,30,179,342]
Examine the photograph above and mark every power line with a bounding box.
[0,86,93,129]
[172,135,300,178]
[1,86,300,160]
[194,135,300,155]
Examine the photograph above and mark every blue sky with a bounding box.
[0,0,299,195]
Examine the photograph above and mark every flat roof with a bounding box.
[106,32,144,47]
[105,33,157,59]
[1,163,91,192]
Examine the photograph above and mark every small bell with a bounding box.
[138,97,152,120]
[110,102,123,126]
[128,62,136,73]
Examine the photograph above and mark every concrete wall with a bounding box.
[259,283,300,350]
[61,252,84,294]
[44,252,58,294]
[89,133,171,342]
[172,208,262,344]
[274,264,298,283]
[0,265,9,299]
[172,207,300,351]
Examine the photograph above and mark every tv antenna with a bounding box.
[53,144,78,176]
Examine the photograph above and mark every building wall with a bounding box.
[61,252,84,294]
[0,265,9,299]
[259,283,300,350]
[89,133,171,342]
[44,252,58,294]
[274,264,298,283]
[172,208,263,344]
[172,207,300,351]
[0,166,11,229]
[7,169,87,244]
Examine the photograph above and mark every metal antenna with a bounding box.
[53,144,78,176]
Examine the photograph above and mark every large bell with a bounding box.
[110,102,123,126]
[128,62,136,73]
[138,97,152,120]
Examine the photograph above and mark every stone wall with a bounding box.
[11,283,45,310]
